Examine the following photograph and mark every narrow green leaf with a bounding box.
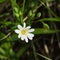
[33,28,59,34]
[40,18,60,22]
[36,53,51,60]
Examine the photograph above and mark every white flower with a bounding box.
[15,22,35,43]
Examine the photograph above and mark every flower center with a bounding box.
[21,29,27,35]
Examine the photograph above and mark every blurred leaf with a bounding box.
[33,28,59,34]
[0,41,15,59]
[37,12,41,17]
[0,13,10,18]
[0,32,5,39]
[42,0,53,3]
[0,48,6,55]
[1,43,10,50]
[11,33,18,41]
[11,0,23,24]
[43,23,49,29]
[47,0,53,2]
[16,44,30,58]
[40,18,60,22]
[0,0,5,3]
[9,49,15,56]
[26,0,39,9]
[0,55,7,59]
[4,21,13,26]
[0,20,13,26]
[29,10,35,17]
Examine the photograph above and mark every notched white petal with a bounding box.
[15,29,20,34]
[25,37,28,43]
[21,36,25,40]
[18,25,22,29]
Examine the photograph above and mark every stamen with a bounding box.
[21,29,27,35]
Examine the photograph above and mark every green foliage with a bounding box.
[0,0,5,3]
[37,12,41,17]
[42,22,49,29]
[34,28,59,34]
[0,0,60,60]
[0,32,5,39]
[11,0,23,25]
[28,10,35,17]
[16,44,30,58]
[40,18,60,22]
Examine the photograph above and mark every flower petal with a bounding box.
[15,29,20,34]
[24,22,26,28]
[28,29,34,32]
[18,25,22,29]
[18,34,21,38]
[21,36,25,40]
[26,26,31,29]
[24,37,28,43]
[28,36,33,40]
[28,33,34,37]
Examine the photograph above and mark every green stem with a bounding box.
[31,41,37,60]
[22,0,25,14]
[36,53,52,60]
[21,0,25,25]
[22,0,25,21]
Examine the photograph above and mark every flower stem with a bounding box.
[36,53,52,60]
[31,41,37,60]
[21,0,26,25]
[22,0,25,20]
[22,0,25,14]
